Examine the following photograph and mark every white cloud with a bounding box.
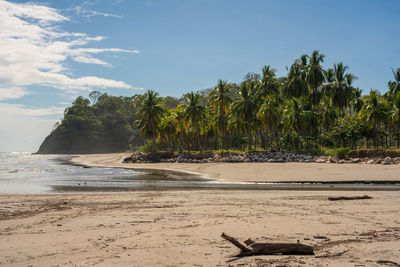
[0,103,65,117]
[0,0,68,23]
[0,0,138,95]
[0,87,30,100]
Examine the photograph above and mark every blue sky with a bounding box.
[0,0,399,152]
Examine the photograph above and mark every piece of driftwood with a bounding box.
[315,249,349,258]
[221,233,314,256]
[377,260,400,266]
[328,195,372,201]
[313,235,328,239]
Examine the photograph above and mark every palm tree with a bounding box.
[183,91,206,150]
[259,65,278,97]
[209,79,232,149]
[283,97,307,136]
[244,72,261,82]
[134,90,164,141]
[298,97,317,142]
[389,68,400,95]
[351,87,363,115]
[173,105,187,150]
[328,63,355,116]
[322,68,335,94]
[318,96,338,131]
[359,89,388,148]
[284,61,308,98]
[231,81,258,150]
[227,111,245,150]
[306,50,325,105]
[389,91,400,148]
[257,95,281,149]
[202,106,219,149]
[159,110,177,150]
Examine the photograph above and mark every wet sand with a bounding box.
[1,191,400,266]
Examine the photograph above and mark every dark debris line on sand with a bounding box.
[328,195,373,201]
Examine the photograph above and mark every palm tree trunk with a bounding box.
[196,128,202,151]
[168,132,171,150]
[226,130,230,150]
[373,120,379,149]
[254,128,258,150]
[398,132,400,149]
[247,124,252,150]
[262,130,267,150]
[274,129,279,151]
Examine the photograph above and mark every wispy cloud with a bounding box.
[0,103,65,117]
[112,0,125,6]
[1,0,68,23]
[0,0,138,99]
[71,47,139,66]
[68,1,123,19]
[0,87,30,100]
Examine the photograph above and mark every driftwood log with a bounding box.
[221,232,314,257]
[376,260,400,266]
[328,195,372,201]
[315,249,349,258]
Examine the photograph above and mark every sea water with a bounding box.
[0,152,213,194]
[0,152,399,194]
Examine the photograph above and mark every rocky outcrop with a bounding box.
[123,151,400,165]
[349,149,400,158]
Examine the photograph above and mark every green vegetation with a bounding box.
[38,51,400,154]
[322,147,352,159]
[37,93,144,153]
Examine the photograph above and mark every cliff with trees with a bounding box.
[37,93,145,154]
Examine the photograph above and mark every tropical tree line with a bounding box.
[135,51,400,152]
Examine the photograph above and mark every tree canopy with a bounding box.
[38,52,400,154]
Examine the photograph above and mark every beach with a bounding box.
[1,154,400,266]
[2,0,399,265]
[74,153,400,182]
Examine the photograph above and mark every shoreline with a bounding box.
[72,153,400,183]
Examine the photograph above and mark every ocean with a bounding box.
[1,152,400,194]
[0,152,215,194]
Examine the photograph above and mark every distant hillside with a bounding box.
[37,93,147,154]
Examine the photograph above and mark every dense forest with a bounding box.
[37,93,144,153]
[38,50,400,154]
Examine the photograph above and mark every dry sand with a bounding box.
[74,153,400,182]
[1,153,400,266]
[1,191,399,266]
